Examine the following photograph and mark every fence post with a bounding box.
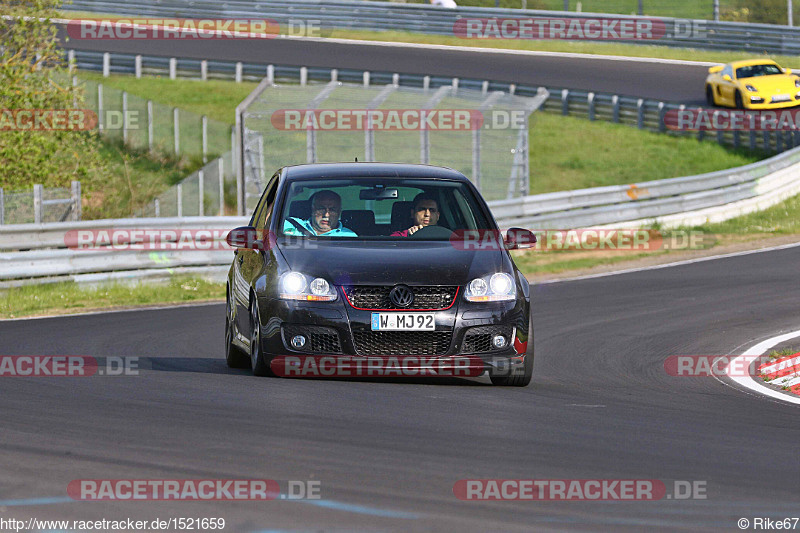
[452,77,459,93]
[331,68,338,82]
[102,52,110,77]
[173,107,180,155]
[363,71,370,87]
[561,89,569,116]
[218,158,225,216]
[122,91,128,144]
[267,64,274,85]
[392,73,400,85]
[33,184,43,224]
[67,49,75,73]
[508,83,516,95]
[72,75,78,108]
[0,188,4,225]
[201,59,207,81]
[235,62,243,82]
[177,183,183,217]
[202,115,208,163]
[169,57,177,80]
[658,102,666,132]
[587,92,595,121]
[71,181,81,221]
[147,100,154,152]
[198,169,205,216]
[612,95,620,123]
[482,80,489,95]
[300,66,308,86]
[423,76,430,91]
[155,198,160,218]
[97,83,104,133]
[135,54,142,78]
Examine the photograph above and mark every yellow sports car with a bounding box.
[705,59,800,109]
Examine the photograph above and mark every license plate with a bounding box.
[772,94,791,102]
[371,312,435,331]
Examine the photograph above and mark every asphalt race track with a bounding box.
[2,246,799,531]
[57,25,711,104]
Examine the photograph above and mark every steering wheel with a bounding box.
[407,225,454,239]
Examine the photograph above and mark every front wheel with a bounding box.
[490,353,533,387]
[225,289,249,369]
[734,90,744,110]
[249,298,274,377]
[706,86,716,107]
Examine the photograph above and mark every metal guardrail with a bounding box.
[2,145,799,285]
[63,0,800,56]
[68,49,800,156]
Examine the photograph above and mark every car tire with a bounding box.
[489,328,534,387]
[225,288,250,369]
[706,86,716,107]
[249,298,275,377]
[734,91,744,109]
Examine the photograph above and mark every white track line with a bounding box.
[0,300,222,322]
[726,330,800,406]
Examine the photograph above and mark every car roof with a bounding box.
[282,162,470,182]
[729,59,780,68]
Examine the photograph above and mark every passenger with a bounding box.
[391,193,440,236]
[283,190,357,236]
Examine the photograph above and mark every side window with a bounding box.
[723,65,733,79]
[254,174,279,231]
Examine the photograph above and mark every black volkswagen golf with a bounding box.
[224,163,535,386]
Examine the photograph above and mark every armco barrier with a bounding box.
[62,0,800,56]
[67,49,800,155]
[2,145,799,286]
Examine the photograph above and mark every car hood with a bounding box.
[276,240,509,286]
[742,75,797,93]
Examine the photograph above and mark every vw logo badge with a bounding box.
[389,285,414,308]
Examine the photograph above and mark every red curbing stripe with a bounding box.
[758,353,800,379]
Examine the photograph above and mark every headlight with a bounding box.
[465,273,516,302]
[745,84,757,92]
[279,272,337,301]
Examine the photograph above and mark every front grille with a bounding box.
[343,286,458,310]
[352,330,452,355]
[282,325,343,354]
[462,325,515,354]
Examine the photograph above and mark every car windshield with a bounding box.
[277,178,493,240]
[735,64,783,79]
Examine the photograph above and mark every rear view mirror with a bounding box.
[226,226,264,250]
[722,74,732,82]
[360,188,399,200]
[504,228,537,250]
[785,68,793,75]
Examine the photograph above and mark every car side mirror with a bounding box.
[504,228,536,250]
[722,74,732,82]
[226,226,265,250]
[708,65,724,74]
[785,68,792,75]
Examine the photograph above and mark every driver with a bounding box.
[283,190,357,236]
[391,193,440,236]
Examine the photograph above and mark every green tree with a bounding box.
[0,0,106,190]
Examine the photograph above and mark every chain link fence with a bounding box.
[0,183,81,225]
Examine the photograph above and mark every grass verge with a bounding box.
[0,277,224,319]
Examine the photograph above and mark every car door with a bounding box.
[233,173,279,334]
[718,65,737,106]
